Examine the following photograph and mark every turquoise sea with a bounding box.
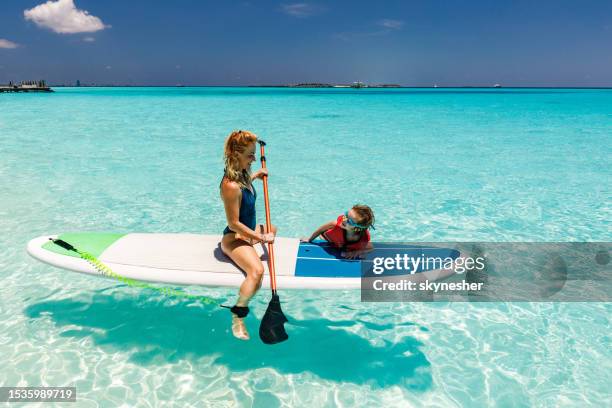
[1,87,610,407]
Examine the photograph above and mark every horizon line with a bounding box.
[40,85,612,89]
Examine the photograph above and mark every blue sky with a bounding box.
[1,0,611,86]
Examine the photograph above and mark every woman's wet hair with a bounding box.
[352,204,375,228]
[223,130,257,188]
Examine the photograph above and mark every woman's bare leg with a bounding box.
[222,238,264,301]
[221,225,277,340]
[221,234,262,340]
[222,225,277,298]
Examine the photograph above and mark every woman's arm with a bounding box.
[302,221,336,242]
[221,181,265,242]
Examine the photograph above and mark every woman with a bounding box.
[220,130,276,340]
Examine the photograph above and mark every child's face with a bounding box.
[341,209,366,231]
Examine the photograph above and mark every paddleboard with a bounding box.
[27,233,461,290]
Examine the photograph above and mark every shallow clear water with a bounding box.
[1,87,610,406]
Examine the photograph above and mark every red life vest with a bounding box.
[322,215,371,251]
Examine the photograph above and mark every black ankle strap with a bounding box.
[230,305,250,318]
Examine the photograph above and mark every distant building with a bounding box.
[76,80,81,87]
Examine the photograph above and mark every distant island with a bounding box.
[251,82,402,88]
[0,80,53,93]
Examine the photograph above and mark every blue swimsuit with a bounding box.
[223,183,257,235]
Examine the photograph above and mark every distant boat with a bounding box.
[493,84,502,88]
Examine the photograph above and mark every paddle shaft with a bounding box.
[259,142,278,292]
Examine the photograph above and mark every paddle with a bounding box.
[257,140,289,344]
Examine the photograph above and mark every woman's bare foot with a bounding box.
[231,314,250,340]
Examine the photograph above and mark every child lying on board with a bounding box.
[302,204,375,259]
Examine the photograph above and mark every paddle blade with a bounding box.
[259,293,289,344]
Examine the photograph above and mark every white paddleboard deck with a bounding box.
[27,233,460,290]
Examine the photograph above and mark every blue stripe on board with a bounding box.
[295,241,362,277]
[295,242,461,278]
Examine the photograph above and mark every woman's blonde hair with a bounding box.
[223,130,257,188]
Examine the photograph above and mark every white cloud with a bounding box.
[83,36,95,42]
[24,0,107,34]
[378,19,404,30]
[0,39,19,49]
[281,3,321,18]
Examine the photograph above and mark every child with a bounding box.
[302,204,375,259]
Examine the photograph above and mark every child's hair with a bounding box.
[223,130,257,188]
[352,204,375,228]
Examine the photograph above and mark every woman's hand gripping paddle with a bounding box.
[257,140,289,344]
